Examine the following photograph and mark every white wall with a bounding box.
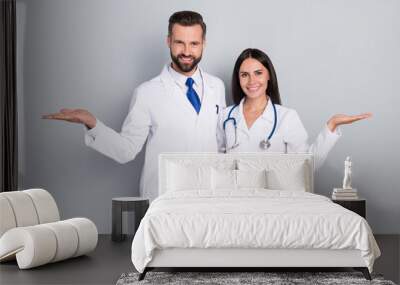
[17,0,400,233]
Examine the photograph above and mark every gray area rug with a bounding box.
[116,271,396,285]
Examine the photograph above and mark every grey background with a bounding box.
[16,0,399,234]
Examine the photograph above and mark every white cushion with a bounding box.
[237,159,310,191]
[267,163,307,191]
[0,218,97,269]
[0,225,57,269]
[236,169,268,189]
[211,168,236,190]
[166,162,211,191]
[42,221,79,262]
[211,169,268,190]
[0,196,17,237]
[0,192,39,227]
[65,218,98,257]
[23,189,60,223]
[0,189,60,237]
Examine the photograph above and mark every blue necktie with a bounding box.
[185,77,201,114]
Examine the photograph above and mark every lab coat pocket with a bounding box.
[269,135,287,152]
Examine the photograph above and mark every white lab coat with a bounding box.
[85,65,226,201]
[217,98,341,169]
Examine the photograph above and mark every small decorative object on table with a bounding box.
[332,156,366,218]
[332,156,358,200]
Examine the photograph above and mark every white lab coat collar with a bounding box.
[260,97,276,123]
[168,63,202,89]
[160,64,215,89]
[159,64,216,116]
[235,96,275,128]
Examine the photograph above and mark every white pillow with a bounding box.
[166,162,211,191]
[267,163,307,191]
[237,159,309,191]
[236,169,268,189]
[211,168,236,190]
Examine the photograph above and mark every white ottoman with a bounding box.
[0,189,98,269]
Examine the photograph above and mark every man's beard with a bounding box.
[170,52,202,73]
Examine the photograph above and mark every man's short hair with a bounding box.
[168,11,206,38]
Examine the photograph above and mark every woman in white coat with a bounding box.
[217,48,371,169]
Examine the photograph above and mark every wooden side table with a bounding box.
[332,198,366,218]
[112,197,149,242]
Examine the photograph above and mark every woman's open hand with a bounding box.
[327,113,372,132]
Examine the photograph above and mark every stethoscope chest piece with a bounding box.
[223,100,277,152]
[259,139,271,150]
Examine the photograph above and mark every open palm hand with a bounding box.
[327,113,372,132]
[42,108,97,129]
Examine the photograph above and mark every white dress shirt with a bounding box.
[168,64,204,101]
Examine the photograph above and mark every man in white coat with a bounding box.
[43,11,226,201]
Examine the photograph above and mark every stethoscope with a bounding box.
[222,101,277,152]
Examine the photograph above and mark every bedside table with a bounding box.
[112,197,149,242]
[332,198,366,218]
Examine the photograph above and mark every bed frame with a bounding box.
[138,153,372,281]
[140,248,371,280]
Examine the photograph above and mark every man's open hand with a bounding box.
[42,108,97,129]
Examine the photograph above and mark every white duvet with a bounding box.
[131,190,380,273]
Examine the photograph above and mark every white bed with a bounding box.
[131,153,380,280]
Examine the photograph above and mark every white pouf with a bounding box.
[0,189,98,269]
